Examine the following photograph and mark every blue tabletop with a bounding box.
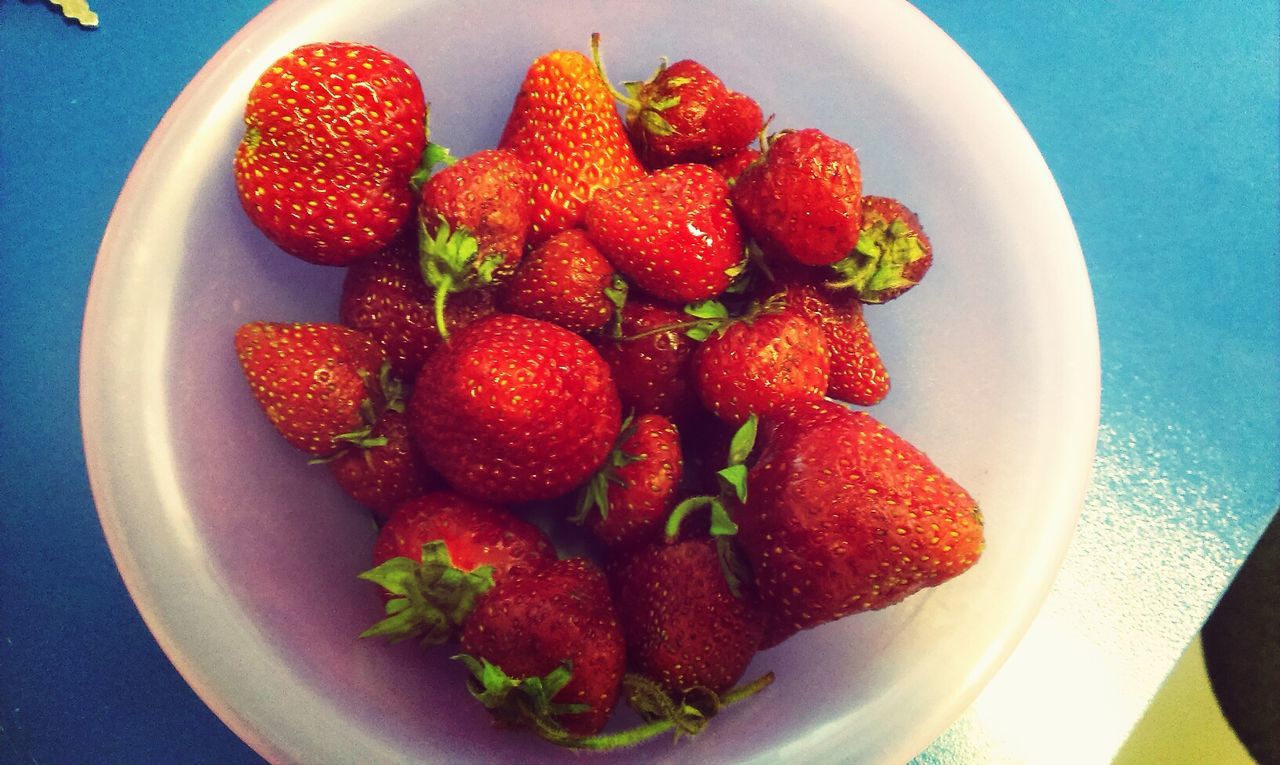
[1,2,1276,763]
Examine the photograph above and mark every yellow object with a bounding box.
[48,0,98,28]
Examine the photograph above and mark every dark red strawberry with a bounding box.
[710,147,761,185]
[459,557,625,737]
[573,414,683,550]
[408,314,621,503]
[359,491,556,647]
[730,128,863,267]
[585,164,744,304]
[327,407,443,522]
[499,47,645,245]
[234,321,386,457]
[594,298,701,422]
[499,229,625,334]
[827,195,934,303]
[233,43,426,266]
[612,539,764,695]
[735,399,985,646]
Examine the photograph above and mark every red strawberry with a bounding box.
[612,539,764,695]
[499,48,645,245]
[499,229,624,334]
[828,195,934,303]
[584,164,744,304]
[730,128,863,267]
[594,298,701,422]
[408,314,621,503]
[234,321,386,457]
[326,407,442,523]
[710,147,761,185]
[339,234,496,383]
[458,557,625,737]
[359,491,556,646]
[573,414,683,550]
[735,399,985,646]
[233,43,426,266]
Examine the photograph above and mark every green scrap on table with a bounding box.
[49,0,99,28]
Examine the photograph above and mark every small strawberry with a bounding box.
[584,164,744,304]
[499,46,645,244]
[339,235,496,382]
[734,399,984,646]
[572,414,683,550]
[327,406,443,523]
[710,147,761,185]
[612,539,764,695]
[234,321,387,457]
[827,195,934,303]
[233,43,426,266]
[408,314,621,503]
[359,491,556,647]
[499,229,626,334]
[730,128,863,267]
[594,298,701,422]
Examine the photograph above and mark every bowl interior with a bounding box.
[81,1,1099,763]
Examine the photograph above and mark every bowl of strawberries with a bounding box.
[81,1,1099,763]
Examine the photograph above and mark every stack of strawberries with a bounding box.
[231,36,984,750]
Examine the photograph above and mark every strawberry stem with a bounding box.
[589,33,642,110]
[433,276,452,341]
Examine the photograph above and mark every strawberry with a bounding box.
[584,164,744,304]
[233,43,426,266]
[407,314,621,503]
[730,128,863,267]
[573,414,683,550]
[612,539,764,695]
[339,235,496,382]
[359,491,556,647]
[710,147,761,185]
[458,557,626,737]
[499,47,645,245]
[326,407,442,523]
[234,321,387,457]
[594,298,701,422]
[734,399,984,646]
[827,195,934,303]
[499,229,625,334]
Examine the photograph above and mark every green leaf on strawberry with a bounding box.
[358,541,495,647]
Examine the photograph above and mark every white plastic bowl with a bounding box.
[80,1,1099,763]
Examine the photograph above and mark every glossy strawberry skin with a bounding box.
[499,50,646,245]
[234,43,426,266]
[693,311,831,426]
[499,229,618,334]
[771,281,889,406]
[626,59,764,168]
[339,236,496,381]
[327,409,442,523]
[736,400,985,646]
[730,128,863,267]
[408,314,621,503]
[234,321,385,457]
[589,414,684,550]
[594,299,701,422]
[612,539,764,695]
[585,164,743,304]
[460,558,626,736]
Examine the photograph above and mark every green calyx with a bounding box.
[409,141,458,192]
[827,218,926,301]
[357,541,495,647]
[590,33,686,139]
[604,274,629,339]
[455,655,589,740]
[570,414,643,525]
[419,215,504,341]
[309,361,404,464]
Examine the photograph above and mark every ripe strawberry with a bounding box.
[408,314,621,503]
[326,407,442,523]
[499,229,624,334]
[735,399,985,646]
[584,164,744,304]
[612,539,764,695]
[233,43,426,266]
[359,491,556,647]
[339,235,496,382]
[234,321,386,457]
[710,147,761,185]
[730,128,863,267]
[573,414,683,550]
[458,557,625,737]
[827,195,934,303]
[499,47,645,245]
[594,298,700,422]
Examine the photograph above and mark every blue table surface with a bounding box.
[1,2,1276,763]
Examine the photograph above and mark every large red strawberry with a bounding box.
[827,195,934,304]
[458,557,625,737]
[594,298,700,422]
[327,407,442,523]
[730,128,862,267]
[233,43,426,266]
[584,164,744,304]
[734,399,985,646]
[408,314,621,503]
[339,235,496,382]
[573,414,683,550]
[499,47,645,244]
[612,539,764,696]
[359,491,557,647]
[499,229,624,334]
[234,321,387,457]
